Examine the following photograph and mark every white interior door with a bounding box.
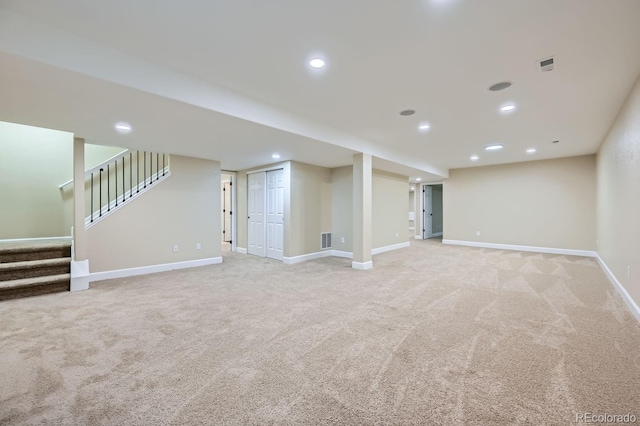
[424,185,433,238]
[266,169,284,260]
[248,172,266,257]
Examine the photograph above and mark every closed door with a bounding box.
[248,172,266,256]
[424,186,433,238]
[266,169,284,260]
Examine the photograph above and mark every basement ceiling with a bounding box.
[1,0,639,176]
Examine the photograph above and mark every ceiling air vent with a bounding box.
[321,232,332,250]
[539,56,555,72]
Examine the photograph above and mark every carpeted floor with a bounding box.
[1,239,639,425]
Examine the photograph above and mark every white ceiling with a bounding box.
[1,0,639,178]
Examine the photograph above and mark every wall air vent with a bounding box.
[321,232,332,250]
[539,56,555,72]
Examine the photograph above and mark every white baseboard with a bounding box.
[283,250,334,264]
[409,227,415,231]
[236,247,247,254]
[70,259,90,292]
[595,254,640,324]
[372,241,410,255]
[89,257,223,282]
[414,235,423,240]
[0,236,72,243]
[442,239,597,258]
[332,250,353,259]
[352,261,373,270]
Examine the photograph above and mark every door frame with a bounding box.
[420,182,444,240]
[246,162,290,262]
[221,170,237,252]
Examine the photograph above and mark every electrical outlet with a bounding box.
[173,244,179,253]
[476,231,480,236]
[196,243,201,250]
[341,237,345,244]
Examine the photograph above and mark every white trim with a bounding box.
[595,253,640,324]
[70,259,90,292]
[414,235,424,240]
[236,247,248,254]
[332,250,353,259]
[89,257,223,282]
[85,169,171,229]
[283,251,334,265]
[442,239,597,257]
[372,241,410,255]
[0,236,72,243]
[409,226,415,231]
[221,170,237,253]
[352,261,373,270]
[246,163,287,175]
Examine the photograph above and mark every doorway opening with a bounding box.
[423,184,443,239]
[221,172,236,253]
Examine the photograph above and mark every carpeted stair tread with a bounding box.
[0,257,71,272]
[0,273,71,291]
[0,242,72,263]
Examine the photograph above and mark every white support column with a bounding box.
[71,137,90,291]
[352,153,373,270]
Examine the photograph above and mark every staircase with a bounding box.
[0,240,71,301]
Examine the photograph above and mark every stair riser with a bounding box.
[0,248,72,263]
[0,265,71,282]
[0,281,69,302]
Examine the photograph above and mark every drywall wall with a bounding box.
[86,155,221,272]
[85,144,125,169]
[235,171,248,250]
[289,161,332,257]
[444,155,596,250]
[372,170,410,249]
[332,166,353,253]
[0,121,73,239]
[597,74,640,306]
[431,184,443,234]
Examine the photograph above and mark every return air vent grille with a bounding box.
[539,56,555,72]
[321,232,332,250]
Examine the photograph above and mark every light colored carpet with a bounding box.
[1,239,639,425]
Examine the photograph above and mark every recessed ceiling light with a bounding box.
[115,122,132,133]
[416,178,422,182]
[485,144,504,151]
[488,81,512,92]
[309,58,325,69]
[410,186,415,191]
[470,155,479,161]
[400,109,415,116]
[418,123,431,131]
[526,148,537,154]
[500,104,516,113]
[272,153,281,159]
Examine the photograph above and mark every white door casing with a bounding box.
[266,169,284,260]
[248,172,266,257]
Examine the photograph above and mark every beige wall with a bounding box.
[86,155,221,272]
[597,75,640,305]
[372,170,410,249]
[0,121,73,239]
[332,166,353,252]
[85,144,125,169]
[444,155,596,250]
[235,171,248,249]
[290,161,332,257]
